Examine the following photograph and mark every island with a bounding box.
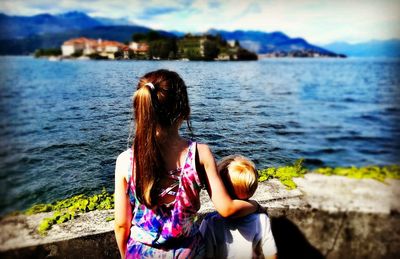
[35,31,258,61]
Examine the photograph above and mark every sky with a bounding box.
[1,0,399,44]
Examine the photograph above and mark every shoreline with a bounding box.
[2,55,399,61]
[0,54,348,60]
[2,164,399,218]
[1,174,399,258]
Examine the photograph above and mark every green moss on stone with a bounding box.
[315,165,400,182]
[105,216,114,222]
[24,188,114,235]
[25,204,53,215]
[259,161,400,190]
[258,159,307,189]
[38,218,53,235]
[22,163,400,235]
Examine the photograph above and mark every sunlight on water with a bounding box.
[0,56,399,214]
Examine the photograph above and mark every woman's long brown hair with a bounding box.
[133,69,190,208]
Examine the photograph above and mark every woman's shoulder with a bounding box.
[115,149,132,180]
[116,149,131,163]
[195,142,215,167]
[196,142,212,155]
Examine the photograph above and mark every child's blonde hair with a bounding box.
[218,155,258,200]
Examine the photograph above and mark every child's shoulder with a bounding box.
[204,211,221,220]
[246,212,270,221]
[202,211,224,224]
[203,212,270,223]
[200,212,224,232]
[247,213,271,227]
[229,212,271,225]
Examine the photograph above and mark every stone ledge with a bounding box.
[1,174,399,258]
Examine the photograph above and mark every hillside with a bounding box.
[0,25,175,55]
[0,11,104,39]
[0,11,342,57]
[323,39,400,57]
[0,11,178,55]
[207,29,338,56]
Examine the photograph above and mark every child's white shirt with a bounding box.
[199,212,277,259]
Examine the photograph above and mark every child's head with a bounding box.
[133,69,190,208]
[218,155,258,200]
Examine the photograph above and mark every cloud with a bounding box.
[242,2,262,15]
[0,0,399,43]
[138,6,182,19]
[207,0,221,9]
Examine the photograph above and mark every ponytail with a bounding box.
[133,84,163,208]
[132,69,191,209]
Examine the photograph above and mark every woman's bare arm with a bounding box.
[197,144,258,217]
[114,151,132,258]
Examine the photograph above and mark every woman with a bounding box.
[114,69,261,258]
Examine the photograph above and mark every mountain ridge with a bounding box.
[206,29,336,55]
[0,11,103,39]
[0,11,340,56]
[0,25,175,55]
[323,39,400,57]
[8,11,399,57]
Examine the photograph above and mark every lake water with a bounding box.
[0,56,399,214]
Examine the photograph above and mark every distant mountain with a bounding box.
[0,11,137,39]
[0,11,340,56]
[93,17,135,26]
[207,29,337,55]
[0,11,178,54]
[169,30,186,37]
[0,11,105,39]
[323,39,400,57]
[0,25,175,55]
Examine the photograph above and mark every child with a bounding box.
[114,70,261,258]
[200,155,277,259]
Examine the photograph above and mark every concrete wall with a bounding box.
[2,208,399,259]
[1,231,119,259]
[1,175,399,258]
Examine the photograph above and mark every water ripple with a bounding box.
[0,56,399,214]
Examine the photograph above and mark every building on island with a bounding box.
[97,40,127,59]
[59,34,258,61]
[61,37,130,59]
[227,40,236,48]
[129,42,149,55]
[122,46,130,59]
[61,37,93,56]
[216,53,230,61]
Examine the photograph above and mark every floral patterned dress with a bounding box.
[125,141,205,259]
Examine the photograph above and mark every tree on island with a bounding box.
[34,48,61,57]
[132,30,165,42]
[203,40,219,60]
[237,48,258,60]
[132,31,178,59]
[149,38,178,59]
[132,33,146,42]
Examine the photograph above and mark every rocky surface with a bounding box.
[0,210,114,251]
[1,174,399,258]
